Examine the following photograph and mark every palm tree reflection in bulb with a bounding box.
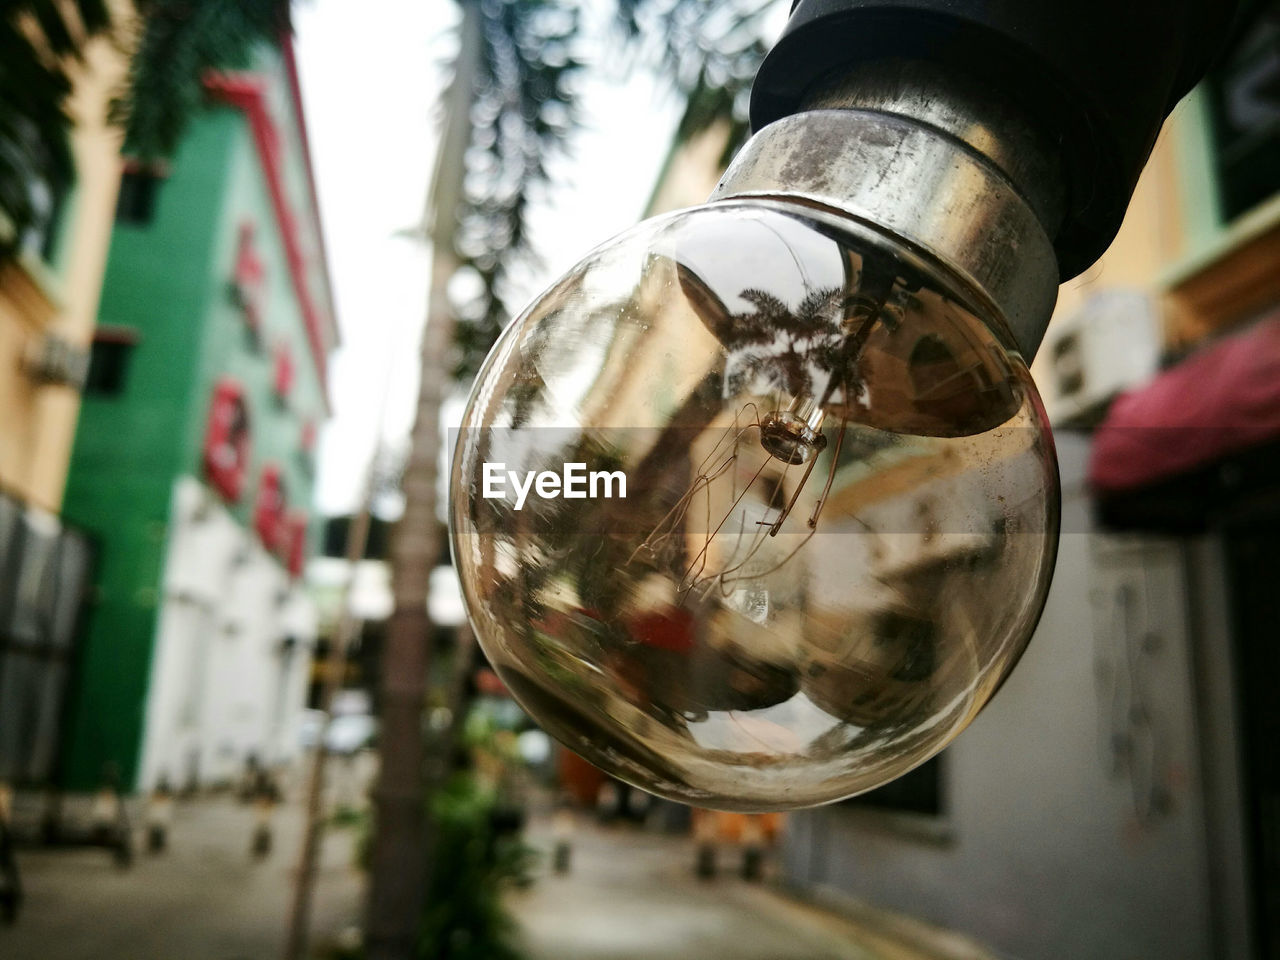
[450,198,1058,811]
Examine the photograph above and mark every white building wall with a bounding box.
[137,476,316,790]
[781,432,1247,959]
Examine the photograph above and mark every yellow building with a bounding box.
[1034,83,1280,422]
[0,7,131,514]
[647,88,1280,409]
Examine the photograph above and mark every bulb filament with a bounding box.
[629,269,899,600]
[628,399,848,601]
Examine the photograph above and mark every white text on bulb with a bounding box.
[481,462,627,510]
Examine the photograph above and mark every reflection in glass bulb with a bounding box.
[450,200,1059,811]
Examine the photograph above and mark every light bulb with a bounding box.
[451,68,1065,810]
[451,199,1058,810]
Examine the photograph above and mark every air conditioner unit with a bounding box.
[23,332,89,389]
[1041,290,1161,426]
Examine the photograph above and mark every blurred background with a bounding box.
[0,1,1278,959]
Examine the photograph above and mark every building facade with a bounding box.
[0,5,129,515]
[0,4,133,791]
[640,6,1280,957]
[58,42,337,793]
[776,14,1280,960]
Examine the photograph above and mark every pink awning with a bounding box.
[1089,314,1280,493]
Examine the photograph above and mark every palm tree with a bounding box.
[0,1,112,260]
[112,0,292,160]
[452,0,779,379]
[369,2,785,957]
[2,0,298,264]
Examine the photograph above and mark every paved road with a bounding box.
[510,818,985,960]
[0,795,362,960]
[3,792,987,960]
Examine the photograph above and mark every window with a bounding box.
[115,167,164,225]
[25,176,66,263]
[84,328,139,396]
[841,755,945,817]
[232,221,266,339]
[297,419,317,476]
[7,115,67,263]
[1052,331,1086,398]
[1207,2,1280,221]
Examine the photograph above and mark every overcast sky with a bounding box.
[293,0,688,516]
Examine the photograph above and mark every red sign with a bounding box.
[203,378,250,502]
[273,343,294,401]
[233,222,266,335]
[283,510,308,578]
[253,462,287,551]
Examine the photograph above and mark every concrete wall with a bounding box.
[780,432,1248,959]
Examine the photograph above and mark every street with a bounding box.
[0,794,362,960]
[1,791,991,960]
[512,817,992,960]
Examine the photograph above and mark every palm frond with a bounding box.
[617,0,776,156]
[0,1,114,259]
[449,0,784,382]
[113,0,291,161]
[450,0,585,381]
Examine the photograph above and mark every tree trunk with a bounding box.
[363,7,479,958]
[364,248,457,960]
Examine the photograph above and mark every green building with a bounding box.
[60,42,337,792]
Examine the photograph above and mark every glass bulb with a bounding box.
[450,199,1059,811]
